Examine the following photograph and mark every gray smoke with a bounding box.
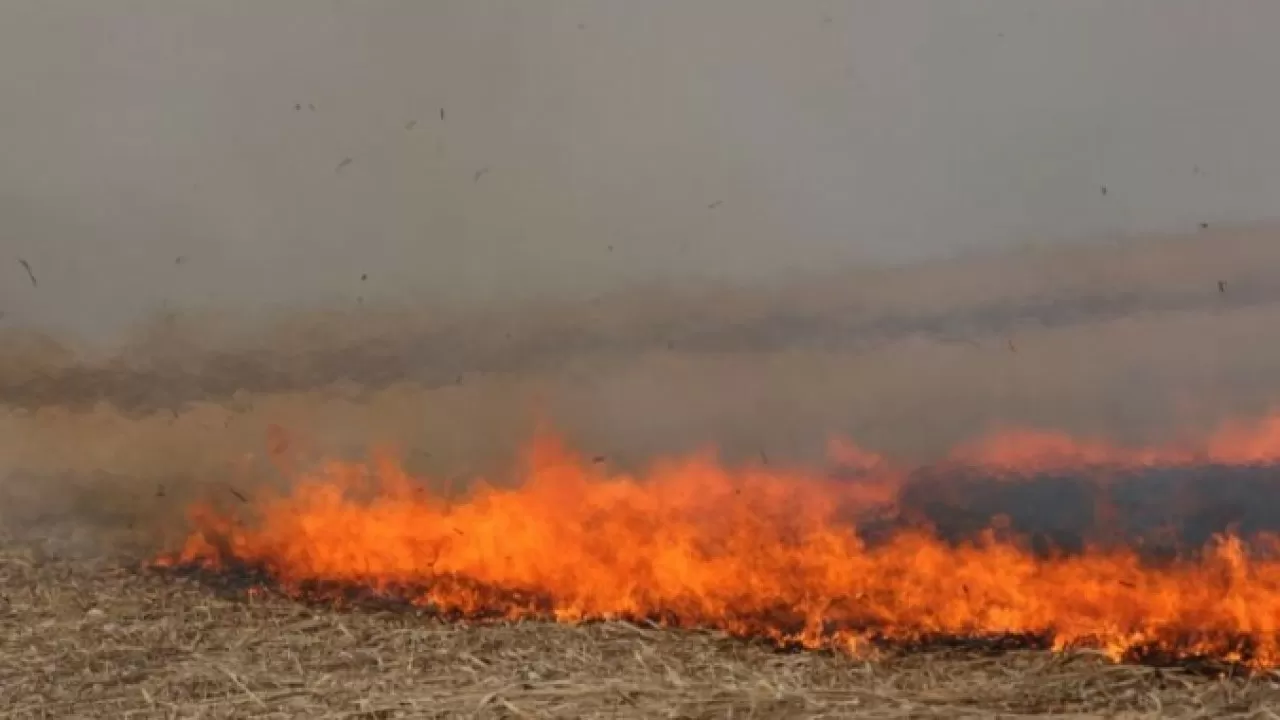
[4,1,1280,346]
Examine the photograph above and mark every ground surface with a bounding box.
[0,543,1277,719]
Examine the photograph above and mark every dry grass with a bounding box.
[0,542,1276,719]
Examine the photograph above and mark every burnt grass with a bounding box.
[855,461,1280,560]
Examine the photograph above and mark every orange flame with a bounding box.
[160,415,1280,668]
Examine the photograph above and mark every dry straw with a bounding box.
[2,543,1279,719]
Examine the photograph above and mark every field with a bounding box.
[6,233,1280,718]
[0,540,1275,720]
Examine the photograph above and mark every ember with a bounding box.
[155,414,1280,671]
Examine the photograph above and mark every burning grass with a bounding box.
[153,419,1280,675]
[17,408,1280,716]
[160,559,1280,678]
[2,541,1278,719]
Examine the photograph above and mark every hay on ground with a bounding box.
[1,543,1278,719]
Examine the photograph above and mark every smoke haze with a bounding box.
[4,1,1280,344]
[3,2,1280,555]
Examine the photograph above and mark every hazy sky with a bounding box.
[2,0,1280,343]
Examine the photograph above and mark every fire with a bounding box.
[159,415,1280,669]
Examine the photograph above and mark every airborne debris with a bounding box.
[707,200,723,209]
[17,259,36,288]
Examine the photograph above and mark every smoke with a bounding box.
[6,1,1280,345]
[5,227,1280,558]
[6,226,1280,408]
[5,2,1280,557]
